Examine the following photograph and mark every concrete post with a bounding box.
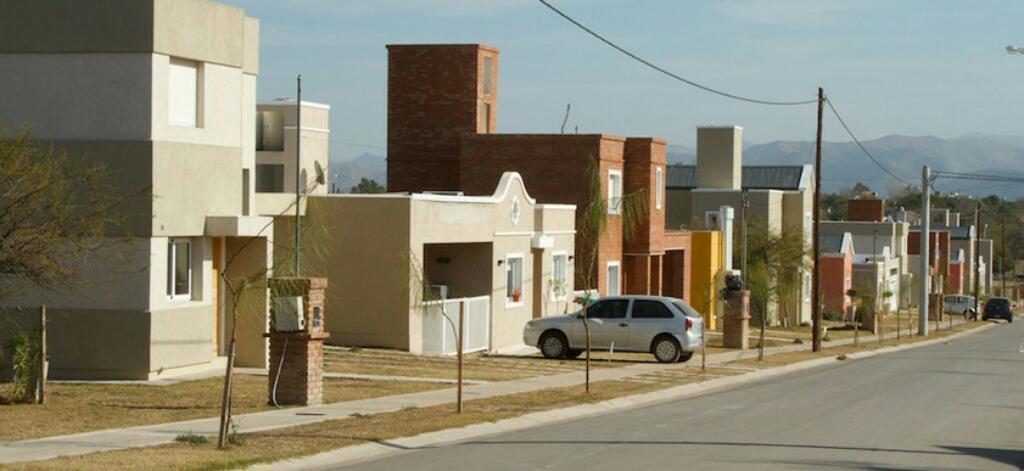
[719,206,735,270]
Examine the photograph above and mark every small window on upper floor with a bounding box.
[480,103,492,134]
[256,164,285,193]
[168,59,201,127]
[483,56,494,95]
[656,166,663,210]
[607,170,623,215]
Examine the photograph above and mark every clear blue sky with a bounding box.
[225,0,1024,161]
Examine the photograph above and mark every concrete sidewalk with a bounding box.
[0,319,972,464]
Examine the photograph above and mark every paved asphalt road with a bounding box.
[336,321,1024,470]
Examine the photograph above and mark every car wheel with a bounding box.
[677,351,694,363]
[652,335,681,363]
[539,331,569,359]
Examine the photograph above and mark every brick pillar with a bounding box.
[625,255,652,295]
[649,255,663,295]
[723,290,750,349]
[267,277,329,406]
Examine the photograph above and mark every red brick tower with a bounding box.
[386,44,498,192]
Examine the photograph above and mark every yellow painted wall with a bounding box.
[689,230,723,330]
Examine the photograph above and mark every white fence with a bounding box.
[421,296,490,355]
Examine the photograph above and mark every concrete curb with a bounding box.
[254,321,997,471]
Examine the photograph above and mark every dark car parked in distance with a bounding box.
[982,297,1014,323]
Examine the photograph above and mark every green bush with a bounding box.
[175,432,209,445]
[823,309,844,322]
[5,335,38,403]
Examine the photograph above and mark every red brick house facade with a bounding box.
[386,44,691,300]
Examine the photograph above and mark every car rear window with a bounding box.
[631,300,675,319]
[671,300,702,318]
[986,298,1010,309]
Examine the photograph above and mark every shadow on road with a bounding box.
[420,439,1024,468]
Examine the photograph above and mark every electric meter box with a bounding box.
[273,296,306,332]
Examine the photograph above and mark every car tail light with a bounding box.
[685,317,693,331]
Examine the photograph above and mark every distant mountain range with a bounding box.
[331,134,1024,199]
[328,153,386,193]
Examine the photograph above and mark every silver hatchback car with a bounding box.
[523,295,704,363]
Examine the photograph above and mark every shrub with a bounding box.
[823,309,844,322]
[175,432,209,445]
[5,335,37,403]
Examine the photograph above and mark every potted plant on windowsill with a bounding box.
[511,289,522,303]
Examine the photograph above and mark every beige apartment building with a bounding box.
[0,0,272,379]
[666,126,814,326]
[255,100,331,210]
[296,172,576,354]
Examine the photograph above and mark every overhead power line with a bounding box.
[823,97,917,187]
[536,0,818,107]
[932,170,1024,183]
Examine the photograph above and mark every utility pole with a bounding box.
[974,202,981,319]
[741,190,749,282]
[872,229,878,332]
[1002,213,1007,296]
[294,74,302,276]
[919,166,930,336]
[812,87,824,352]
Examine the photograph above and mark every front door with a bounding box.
[212,237,223,355]
[576,299,631,350]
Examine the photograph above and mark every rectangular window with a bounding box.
[167,239,192,300]
[632,300,674,319]
[656,166,663,210]
[483,56,494,95]
[608,170,623,215]
[587,299,629,319]
[168,59,199,127]
[606,261,621,296]
[704,211,720,229]
[480,103,492,134]
[506,254,524,307]
[552,252,568,301]
[255,164,285,192]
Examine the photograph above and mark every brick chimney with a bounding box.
[847,193,885,222]
[696,126,742,190]
[386,44,499,192]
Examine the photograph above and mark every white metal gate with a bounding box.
[421,296,490,355]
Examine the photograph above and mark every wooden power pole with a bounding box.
[974,203,981,319]
[812,87,824,352]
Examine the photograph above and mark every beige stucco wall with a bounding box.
[302,173,575,354]
[423,244,493,299]
[224,236,270,368]
[151,56,245,148]
[151,141,244,236]
[149,304,216,372]
[0,305,218,380]
[300,197,413,350]
[695,126,742,190]
[0,0,263,380]
[665,188,694,230]
[0,53,153,140]
[257,102,331,196]
[0,1,255,69]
